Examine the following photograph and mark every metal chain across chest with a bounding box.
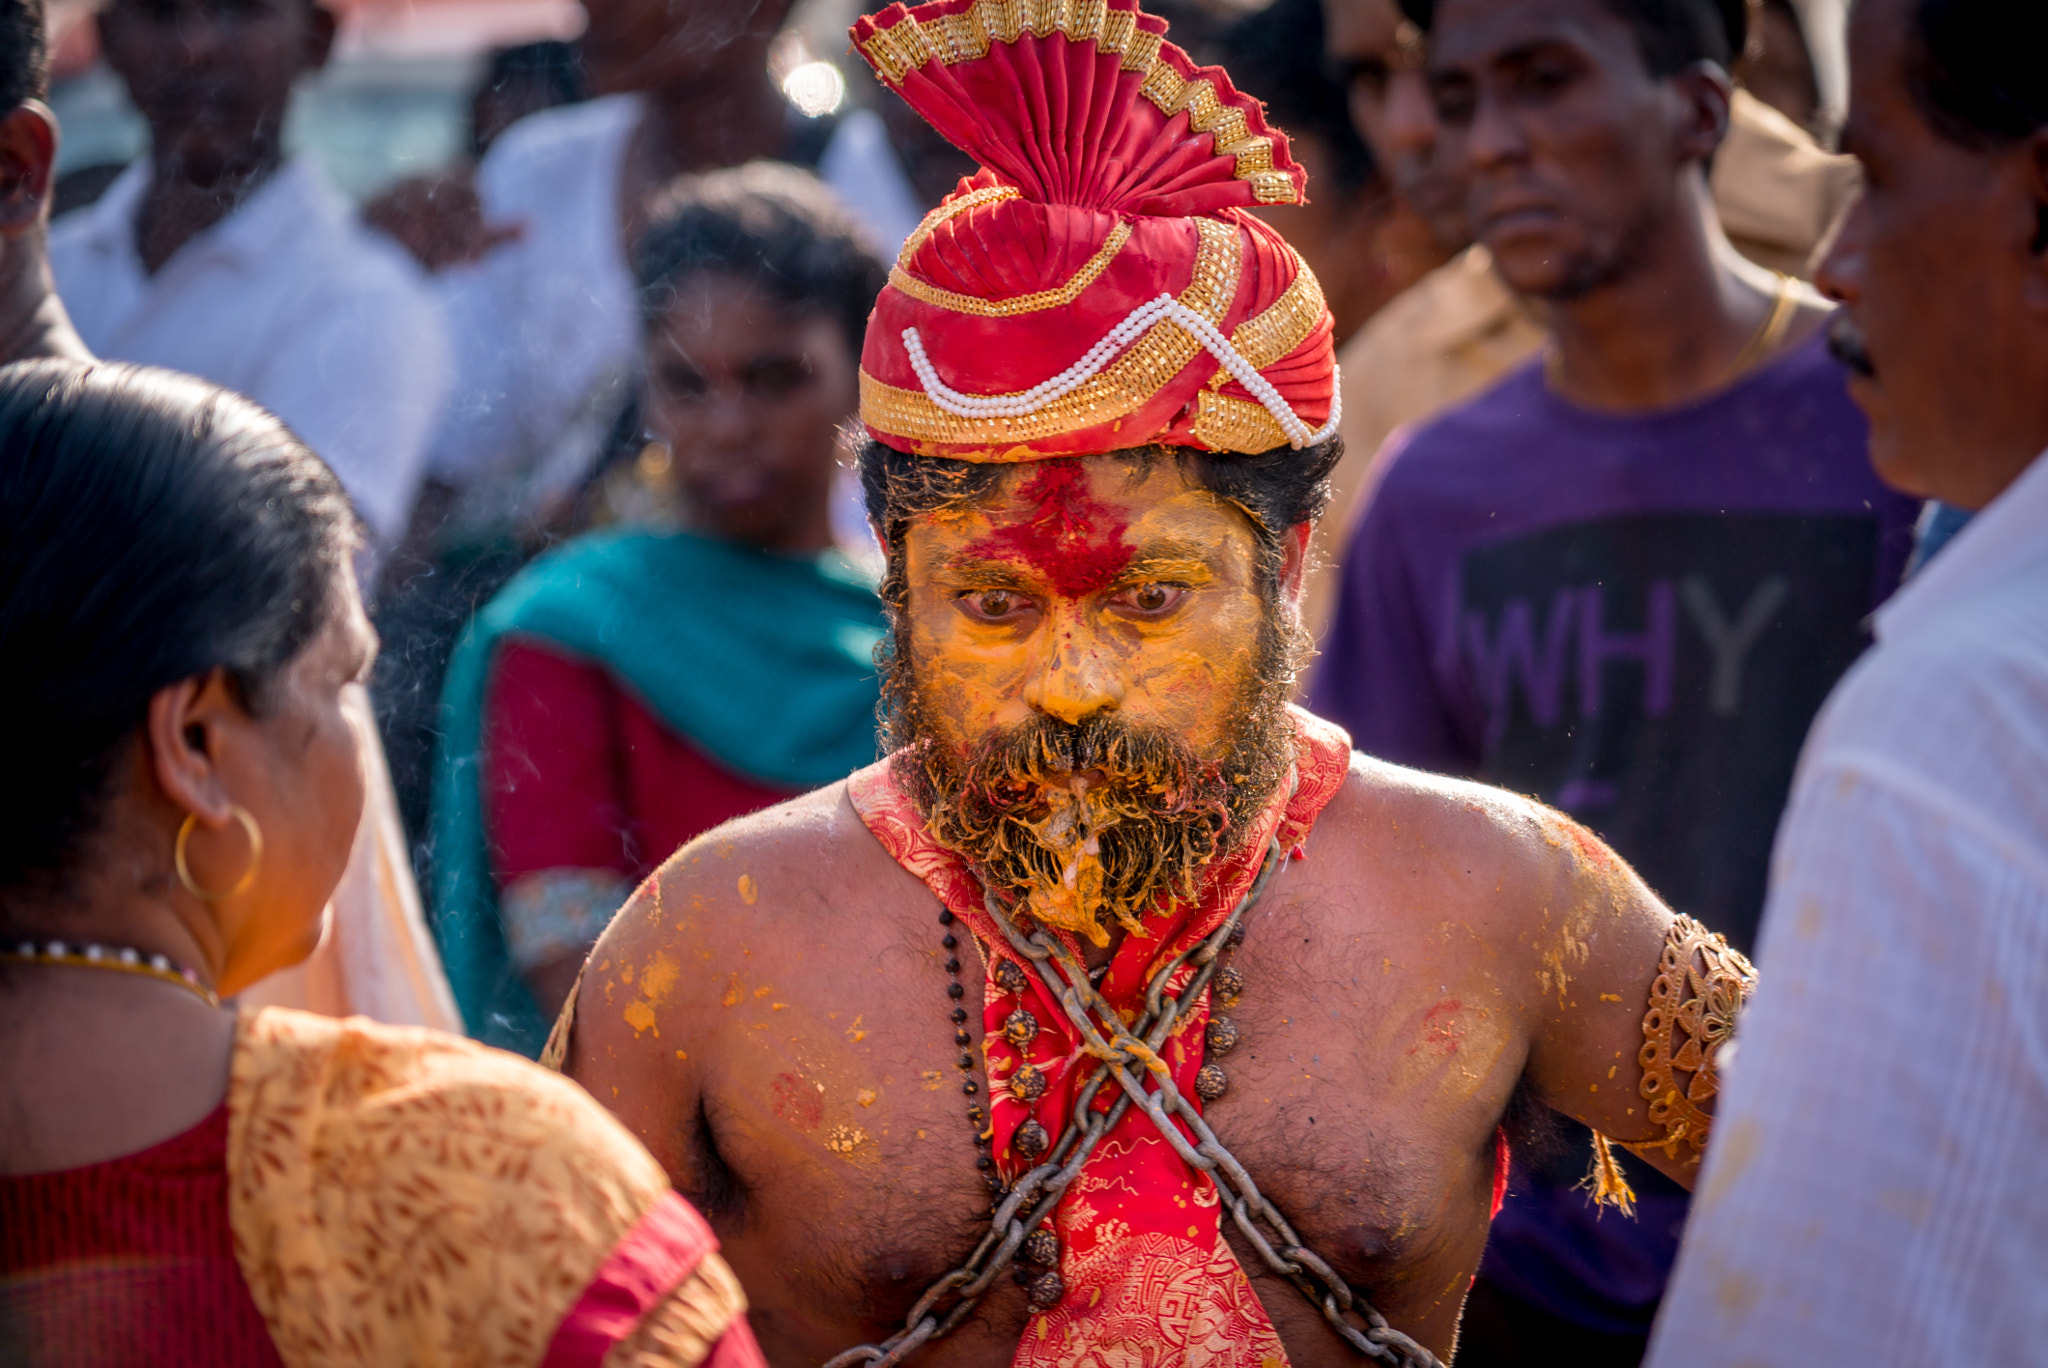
[822,841,1445,1368]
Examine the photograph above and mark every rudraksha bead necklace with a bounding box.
[936,909,1001,1205]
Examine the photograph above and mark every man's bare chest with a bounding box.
[686,897,1525,1360]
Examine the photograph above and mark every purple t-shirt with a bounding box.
[1308,330,1920,1331]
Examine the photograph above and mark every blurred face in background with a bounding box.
[1427,0,1722,301]
[98,0,335,189]
[1324,0,1469,250]
[578,0,793,96]
[1742,0,1822,134]
[641,272,857,553]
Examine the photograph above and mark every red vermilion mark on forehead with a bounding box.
[965,459,1135,598]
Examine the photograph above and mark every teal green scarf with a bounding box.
[430,529,885,1054]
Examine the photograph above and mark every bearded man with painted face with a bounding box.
[553,3,1755,1363]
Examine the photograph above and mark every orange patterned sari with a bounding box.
[850,707,1353,1368]
[226,1008,760,1367]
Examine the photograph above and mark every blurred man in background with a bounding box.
[1209,0,1460,645]
[1309,0,1918,1360]
[49,0,448,554]
[1649,0,2048,1360]
[1310,0,1859,642]
[1203,0,1396,348]
[1743,0,1822,136]
[362,39,588,273]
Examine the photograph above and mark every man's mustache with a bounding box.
[1828,311,1877,379]
[963,713,1219,819]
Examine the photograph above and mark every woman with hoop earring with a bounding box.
[0,362,762,1367]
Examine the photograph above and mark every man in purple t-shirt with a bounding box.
[1311,0,1920,1361]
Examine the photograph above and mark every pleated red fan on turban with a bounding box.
[852,0,1339,461]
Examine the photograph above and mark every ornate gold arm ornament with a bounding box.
[1589,914,1759,1214]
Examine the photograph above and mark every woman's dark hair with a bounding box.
[856,436,1343,614]
[1906,0,2048,149]
[0,362,359,898]
[633,161,889,358]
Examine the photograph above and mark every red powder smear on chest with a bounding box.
[966,460,1135,597]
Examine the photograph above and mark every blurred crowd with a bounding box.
[3,0,2045,1364]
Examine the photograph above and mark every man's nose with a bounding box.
[701,385,756,443]
[1023,631,1126,726]
[1382,69,1438,156]
[1814,188,1868,306]
[1465,90,1529,172]
[171,11,235,64]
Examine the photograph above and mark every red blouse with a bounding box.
[0,1105,283,1366]
[482,639,795,889]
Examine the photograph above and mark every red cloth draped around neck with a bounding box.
[849,707,1353,1366]
[851,0,1337,461]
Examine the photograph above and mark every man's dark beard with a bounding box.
[1538,204,1663,305]
[885,621,1298,946]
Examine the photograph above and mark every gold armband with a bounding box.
[1588,915,1757,1212]
[1629,913,1757,1164]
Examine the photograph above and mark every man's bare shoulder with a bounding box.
[589,781,925,973]
[1313,750,1570,896]
[1301,750,1664,957]
[1298,749,1673,1041]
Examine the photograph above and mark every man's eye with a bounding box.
[1115,584,1187,615]
[1347,60,1390,100]
[1430,82,1476,125]
[961,589,1030,621]
[742,357,813,399]
[1516,60,1577,98]
[657,365,709,399]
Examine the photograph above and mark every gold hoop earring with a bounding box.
[174,806,264,903]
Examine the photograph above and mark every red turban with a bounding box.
[852,0,1339,461]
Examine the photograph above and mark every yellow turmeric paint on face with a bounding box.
[898,456,1284,943]
[737,873,759,905]
[623,1000,657,1035]
[900,458,1272,778]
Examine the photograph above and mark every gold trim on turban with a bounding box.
[890,222,1136,317]
[860,216,1240,450]
[858,0,1297,204]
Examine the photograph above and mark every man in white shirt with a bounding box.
[1646,0,2048,1363]
[426,0,909,543]
[50,0,447,550]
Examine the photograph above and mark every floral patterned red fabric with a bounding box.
[850,707,1353,1366]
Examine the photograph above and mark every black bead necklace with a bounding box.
[936,909,1001,1202]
